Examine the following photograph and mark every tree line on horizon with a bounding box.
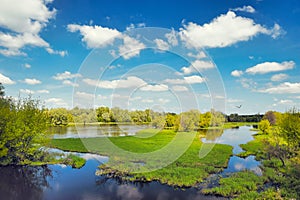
[46,106,265,131]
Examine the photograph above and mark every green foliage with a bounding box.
[0,83,4,97]
[278,108,300,149]
[62,154,86,168]
[227,113,263,123]
[47,108,72,126]
[96,106,111,122]
[70,107,97,124]
[178,109,200,131]
[263,111,277,125]
[236,188,283,200]
[165,113,177,128]
[151,115,165,129]
[238,109,300,199]
[258,119,271,134]
[210,109,225,126]
[199,112,211,128]
[0,96,49,165]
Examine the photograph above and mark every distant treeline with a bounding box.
[46,106,264,131]
[47,106,226,131]
[226,113,264,123]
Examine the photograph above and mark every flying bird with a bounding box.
[236,105,242,109]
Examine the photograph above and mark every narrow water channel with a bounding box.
[202,126,262,176]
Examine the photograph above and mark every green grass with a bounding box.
[50,129,233,187]
[62,154,86,168]
[202,171,265,197]
[234,129,300,199]
[200,122,258,130]
[30,153,86,168]
[222,122,258,129]
[237,134,266,158]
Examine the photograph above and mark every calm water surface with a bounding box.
[202,126,262,175]
[50,125,149,139]
[0,157,225,200]
[0,126,261,199]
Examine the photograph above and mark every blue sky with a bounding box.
[0,0,300,114]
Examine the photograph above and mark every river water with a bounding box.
[0,125,261,200]
[202,126,262,176]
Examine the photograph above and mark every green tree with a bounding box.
[0,97,49,165]
[210,109,225,127]
[0,83,4,97]
[178,110,200,131]
[258,119,271,134]
[151,115,165,129]
[47,108,70,126]
[96,107,110,122]
[165,113,177,128]
[278,108,300,150]
[199,112,211,128]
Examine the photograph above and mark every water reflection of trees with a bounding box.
[0,165,52,199]
[95,174,150,189]
[199,129,224,141]
[47,126,68,135]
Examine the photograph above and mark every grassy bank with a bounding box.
[50,129,233,187]
[30,153,86,169]
[208,129,300,199]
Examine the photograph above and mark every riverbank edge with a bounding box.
[50,122,258,129]
[0,153,86,169]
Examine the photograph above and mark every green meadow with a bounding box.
[50,129,233,186]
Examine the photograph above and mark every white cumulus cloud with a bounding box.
[278,99,294,105]
[20,89,34,94]
[187,51,206,59]
[23,78,41,85]
[165,75,205,85]
[75,91,94,99]
[181,60,214,74]
[24,63,31,69]
[232,5,255,13]
[53,71,82,80]
[165,29,178,46]
[154,38,169,51]
[231,70,244,77]
[118,35,145,59]
[20,89,49,94]
[0,73,15,85]
[83,76,146,89]
[68,24,145,59]
[0,0,65,56]
[246,61,295,74]
[67,24,122,48]
[62,80,79,87]
[172,85,188,92]
[45,98,68,107]
[179,11,282,49]
[271,73,289,82]
[140,84,168,92]
[259,82,300,94]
